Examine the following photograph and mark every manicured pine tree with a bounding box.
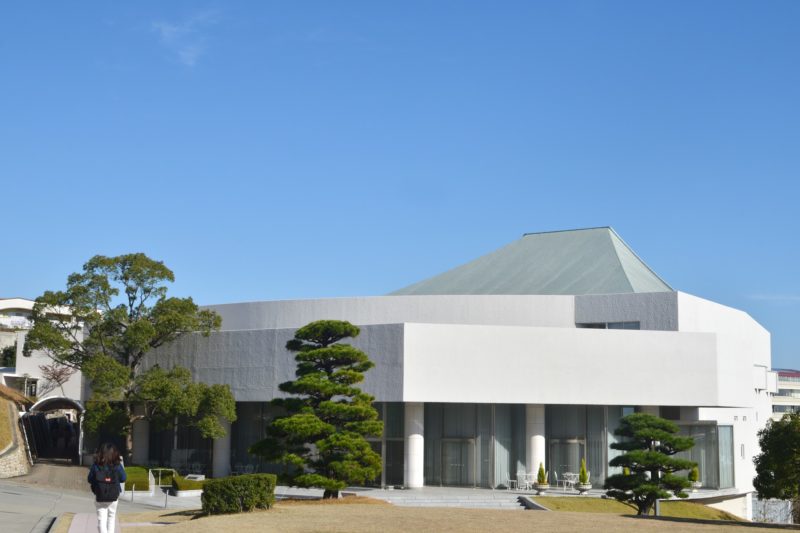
[250,320,383,498]
[604,413,696,515]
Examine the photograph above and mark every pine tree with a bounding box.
[604,413,696,515]
[250,320,383,498]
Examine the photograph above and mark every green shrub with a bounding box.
[579,458,589,484]
[537,463,547,484]
[688,466,700,482]
[201,474,277,515]
[172,474,206,492]
[124,466,149,491]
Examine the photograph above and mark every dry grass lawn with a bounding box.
[120,500,750,533]
[0,399,12,450]
[534,497,742,521]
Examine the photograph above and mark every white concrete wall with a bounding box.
[678,292,772,495]
[146,324,406,402]
[402,323,720,405]
[575,292,679,330]
[14,331,83,401]
[206,295,576,331]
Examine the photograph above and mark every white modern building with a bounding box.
[132,227,775,518]
[0,297,84,402]
[771,369,800,421]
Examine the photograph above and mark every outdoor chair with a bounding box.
[516,471,530,491]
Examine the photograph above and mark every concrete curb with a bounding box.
[32,514,56,533]
[48,513,69,533]
[518,496,550,511]
[637,516,800,530]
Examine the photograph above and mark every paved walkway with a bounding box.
[12,462,89,492]
[0,479,96,533]
[0,463,204,533]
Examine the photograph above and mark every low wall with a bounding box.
[753,498,794,524]
[0,403,30,478]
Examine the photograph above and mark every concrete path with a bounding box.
[1,462,202,532]
[0,479,96,533]
[12,462,89,492]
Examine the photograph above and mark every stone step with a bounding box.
[391,502,523,509]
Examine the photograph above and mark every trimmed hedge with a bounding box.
[172,474,205,491]
[124,466,149,491]
[201,474,277,515]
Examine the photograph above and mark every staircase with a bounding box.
[364,488,528,510]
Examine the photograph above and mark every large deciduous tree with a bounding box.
[25,253,236,462]
[604,413,696,515]
[754,412,800,523]
[250,320,383,498]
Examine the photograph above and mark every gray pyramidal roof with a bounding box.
[391,227,672,296]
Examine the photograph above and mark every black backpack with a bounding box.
[95,465,121,502]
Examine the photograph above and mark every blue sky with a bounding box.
[1,2,798,368]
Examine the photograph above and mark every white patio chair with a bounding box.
[505,476,518,490]
[516,471,530,490]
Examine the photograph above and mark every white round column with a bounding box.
[404,402,424,489]
[131,418,150,466]
[525,404,545,475]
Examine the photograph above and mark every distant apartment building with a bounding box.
[0,297,84,400]
[771,369,800,420]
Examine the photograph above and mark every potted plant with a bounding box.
[576,457,592,494]
[688,466,701,491]
[533,463,549,495]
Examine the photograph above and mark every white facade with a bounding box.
[144,290,775,506]
[21,227,772,520]
[0,297,84,401]
[770,369,800,421]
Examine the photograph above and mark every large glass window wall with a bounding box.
[229,402,284,474]
[370,402,405,487]
[157,401,738,490]
[675,424,734,489]
[424,403,525,488]
[546,405,606,486]
[146,417,212,475]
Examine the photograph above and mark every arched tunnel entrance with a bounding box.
[22,397,84,464]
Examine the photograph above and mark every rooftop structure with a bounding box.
[392,227,672,296]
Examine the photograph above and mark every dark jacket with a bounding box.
[88,463,127,498]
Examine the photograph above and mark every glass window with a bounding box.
[425,403,523,489]
[384,403,404,439]
[660,406,681,420]
[608,322,641,330]
[676,425,720,488]
[718,426,734,488]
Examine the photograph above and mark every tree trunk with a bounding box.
[125,401,135,465]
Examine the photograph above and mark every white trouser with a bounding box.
[95,499,119,533]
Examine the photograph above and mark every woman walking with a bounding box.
[87,443,127,533]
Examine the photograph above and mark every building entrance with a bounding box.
[441,438,475,487]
